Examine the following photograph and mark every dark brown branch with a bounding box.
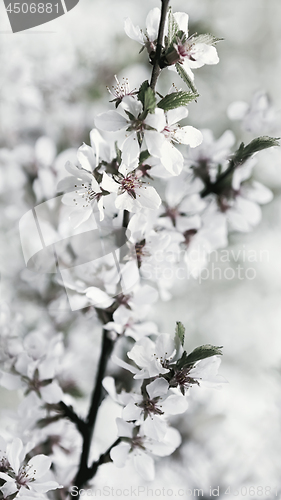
[72,329,115,494]
[150,0,170,91]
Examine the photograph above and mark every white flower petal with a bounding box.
[161,394,188,415]
[27,455,52,479]
[135,185,161,210]
[145,108,166,132]
[146,426,182,456]
[173,12,189,34]
[111,354,139,375]
[116,418,134,438]
[167,107,189,126]
[124,17,144,44]
[123,402,142,421]
[133,452,155,481]
[0,371,23,390]
[146,8,161,41]
[110,442,130,467]
[144,130,166,158]
[40,381,64,404]
[69,207,92,229]
[77,143,96,172]
[159,141,184,175]
[7,438,24,474]
[101,172,119,194]
[240,181,273,205]
[85,287,114,308]
[121,134,140,169]
[175,126,203,147]
[146,378,169,399]
[95,111,128,132]
[115,191,137,212]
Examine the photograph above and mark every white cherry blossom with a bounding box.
[58,131,110,227]
[0,437,60,496]
[124,8,160,56]
[110,418,181,481]
[101,168,161,213]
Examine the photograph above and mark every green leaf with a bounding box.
[144,87,157,114]
[175,63,198,94]
[201,136,279,198]
[158,91,199,111]
[167,8,180,46]
[137,80,157,116]
[175,321,185,346]
[185,345,223,364]
[191,33,223,46]
[138,81,150,107]
[176,345,223,369]
[235,136,279,164]
[139,150,150,164]
[115,141,122,165]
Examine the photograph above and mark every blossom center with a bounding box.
[0,455,10,472]
[73,181,100,208]
[138,398,164,418]
[120,175,142,199]
[17,464,36,487]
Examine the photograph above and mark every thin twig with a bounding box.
[59,402,87,436]
[88,438,121,476]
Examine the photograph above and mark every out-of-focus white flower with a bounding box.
[0,333,64,404]
[227,91,277,134]
[185,129,236,183]
[158,171,206,232]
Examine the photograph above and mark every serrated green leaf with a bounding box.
[144,86,157,114]
[191,33,223,46]
[168,8,180,46]
[176,345,222,369]
[201,136,279,198]
[175,63,198,94]
[175,321,185,347]
[185,345,223,365]
[158,91,199,111]
[237,136,279,163]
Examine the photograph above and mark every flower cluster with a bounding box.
[103,324,225,480]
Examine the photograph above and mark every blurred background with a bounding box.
[1,0,281,496]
